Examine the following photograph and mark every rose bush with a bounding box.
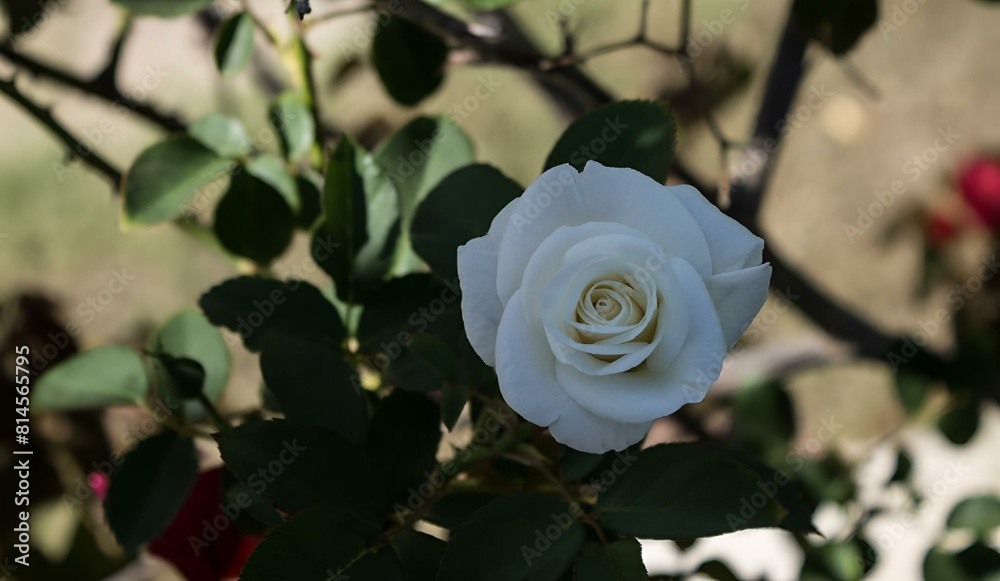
[459,162,772,453]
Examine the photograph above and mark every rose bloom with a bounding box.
[458,162,771,453]
[958,157,1000,228]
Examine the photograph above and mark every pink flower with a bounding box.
[959,158,1000,228]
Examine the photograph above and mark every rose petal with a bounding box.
[541,258,663,375]
[556,258,726,423]
[457,199,520,366]
[495,289,569,427]
[495,291,652,453]
[496,165,587,305]
[547,408,652,454]
[707,263,772,348]
[579,162,713,278]
[671,184,765,274]
[520,222,654,335]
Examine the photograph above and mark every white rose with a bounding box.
[457,161,771,454]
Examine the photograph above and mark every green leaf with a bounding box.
[372,17,448,106]
[152,355,205,399]
[424,491,498,530]
[368,391,441,512]
[576,539,647,581]
[246,154,300,211]
[412,164,521,279]
[355,274,463,391]
[375,116,474,224]
[545,100,676,183]
[792,0,879,55]
[698,559,741,581]
[123,136,233,224]
[198,276,346,353]
[438,494,585,581]
[271,92,315,161]
[221,470,285,535]
[241,506,402,580]
[719,450,818,534]
[294,172,323,230]
[800,538,877,581]
[442,383,469,431]
[146,309,231,417]
[259,335,368,446]
[798,456,855,506]
[923,543,1000,581]
[112,0,213,18]
[35,345,147,411]
[939,400,981,445]
[391,529,446,581]
[408,333,461,382]
[215,11,255,77]
[313,137,400,302]
[560,449,612,482]
[188,114,251,159]
[594,444,788,539]
[732,380,796,465]
[216,419,374,516]
[895,370,930,415]
[947,496,1000,538]
[213,170,296,264]
[104,431,199,553]
[373,116,474,276]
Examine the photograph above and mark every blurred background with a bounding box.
[2,0,1000,579]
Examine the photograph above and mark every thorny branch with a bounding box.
[0,78,122,186]
[0,32,185,133]
[0,0,901,364]
[384,0,898,361]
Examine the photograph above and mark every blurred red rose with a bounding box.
[925,211,957,247]
[147,468,262,581]
[959,157,1000,228]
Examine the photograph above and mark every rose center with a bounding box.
[574,277,648,332]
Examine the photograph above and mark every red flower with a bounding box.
[959,158,1000,228]
[925,211,957,247]
[147,469,262,580]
